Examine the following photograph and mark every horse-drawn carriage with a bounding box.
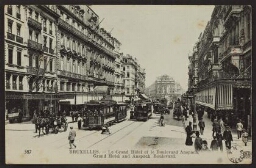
[7,108,23,123]
[33,113,68,137]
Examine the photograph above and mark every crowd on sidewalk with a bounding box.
[181,105,250,153]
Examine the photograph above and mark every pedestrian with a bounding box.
[70,111,74,122]
[216,130,223,151]
[68,126,76,149]
[159,114,165,126]
[212,119,220,137]
[101,124,111,134]
[77,115,82,129]
[236,119,243,139]
[198,119,205,135]
[241,129,248,146]
[223,126,233,150]
[210,136,219,151]
[219,118,225,133]
[183,107,188,120]
[201,140,210,152]
[185,122,193,146]
[194,131,203,152]
[192,114,197,131]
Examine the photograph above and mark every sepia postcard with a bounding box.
[4,4,252,164]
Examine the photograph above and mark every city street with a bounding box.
[6,109,251,164]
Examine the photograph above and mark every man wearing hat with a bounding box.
[68,126,76,149]
[223,126,233,150]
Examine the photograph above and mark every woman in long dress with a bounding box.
[185,121,193,145]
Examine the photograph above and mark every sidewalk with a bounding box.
[183,111,252,151]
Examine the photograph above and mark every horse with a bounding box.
[35,117,50,137]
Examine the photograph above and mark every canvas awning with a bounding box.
[139,94,149,100]
[94,86,108,93]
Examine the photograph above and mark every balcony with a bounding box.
[6,83,10,89]
[58,18,115,59]
[13,84,17,90]
[219,71,238,79]
[47,87,53,92]
[243,40,251,51]
[66,71,71,78]
[224,6,243,27]
[212,64,220,71]
[7,8,12,15]
[16,13,21,19]
[49,48,54,54]
[7,32,15,41]
[43,46,48,53]
[57,70,66,76]
[27,66,37,75]
[28,17,42,31]
[16,35,23,43]
[221,45,242,62]
[28,40,42,51]
[19,84,23,90]
[43,27,47,32]
[212,36,220,43]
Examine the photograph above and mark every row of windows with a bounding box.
[29,29,54,49]
[28,55,53,72]
[7,19,21,36]
[60,82,85,92]
[6,74,23,90]
[28,79,55,92]
[60,11,114,50]
[7,5,21,19]
[7,48,22,66]
[28,8,53,35]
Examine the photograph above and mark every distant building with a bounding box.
[145,75,183,102]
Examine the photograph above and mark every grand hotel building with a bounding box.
[4,5,145,118]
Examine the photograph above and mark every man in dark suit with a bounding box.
[223,126,233,150]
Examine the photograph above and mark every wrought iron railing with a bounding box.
[16,35,23,43]
[7,32,15,41]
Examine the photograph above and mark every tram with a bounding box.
[130,101,153,121]
[153,102,162,114]
[115,102,128,122]
[82,99,128,129]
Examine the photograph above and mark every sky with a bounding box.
[91,5,215,90]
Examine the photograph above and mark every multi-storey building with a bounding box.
[123,55,136,96]
[56,5,116,111]
[5,5,147,117]
[113,39,125,95]
[135,65,146,93]
[5,5,27,116]
[5,5,59,118]
[122,55,146,101]
[188,5,252,130]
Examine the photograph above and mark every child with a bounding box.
[241,129,248,146]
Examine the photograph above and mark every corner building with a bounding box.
[5,5,59,118]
